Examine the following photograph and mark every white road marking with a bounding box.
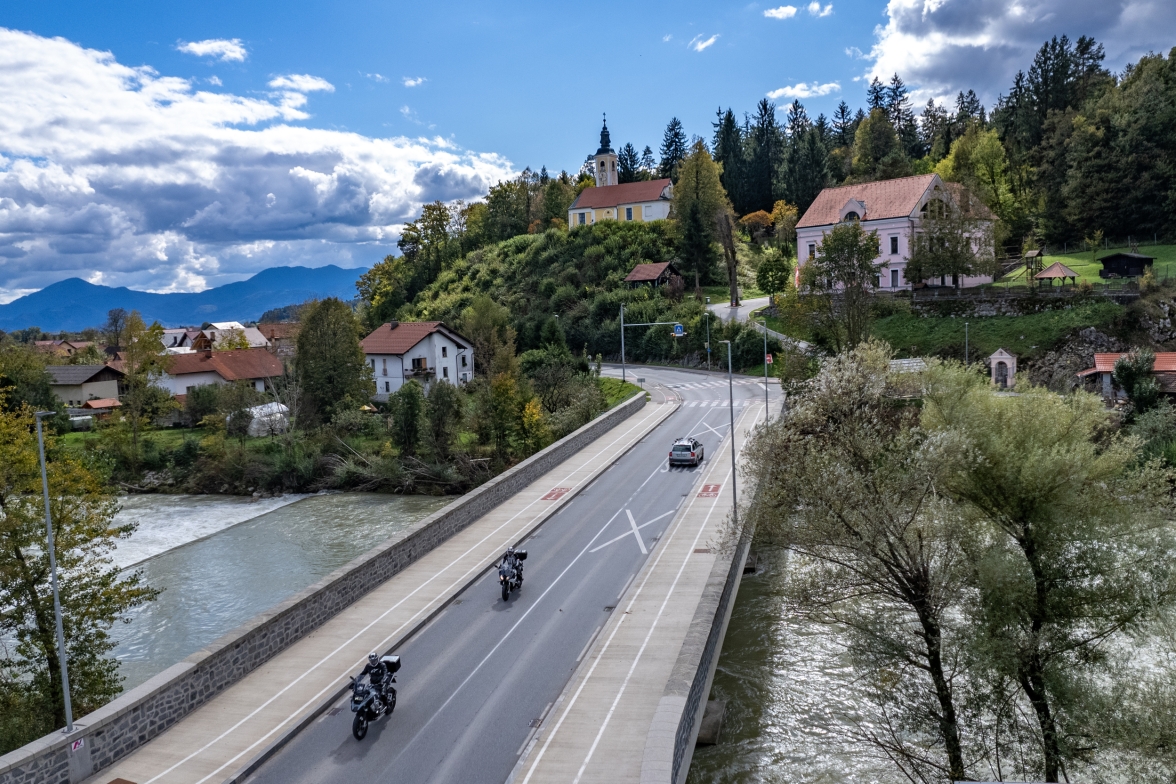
[588,510,672,554]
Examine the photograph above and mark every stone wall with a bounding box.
[905,290,1138,319]
[0,393,646,784]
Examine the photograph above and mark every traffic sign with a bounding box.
[673,324,684,337]
[765,354,773,364]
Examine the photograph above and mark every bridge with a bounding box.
[0,366,779,784]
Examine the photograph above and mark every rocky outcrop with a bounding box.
[1025,327,1126,393]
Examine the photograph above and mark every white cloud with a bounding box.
[690,34,720,52]
[767,81,841,99]
[0,28,515,295]
[807,2,833,16]
[267,74,334,93]
[365,72,389,83]
[208,75,223,86]
[402,76,426,87]
[663,34,673,42]
[845,46,864,59]
[177,38,247,62]
[764,6,798,19]
[866,0,1176,107]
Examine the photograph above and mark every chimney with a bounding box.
[386,321,399,330]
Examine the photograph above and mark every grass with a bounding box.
[871,300,1123,360]
[996,243,1176,287]
[599,377,643,407]
[59,426,211,453]
[701,284,764,304]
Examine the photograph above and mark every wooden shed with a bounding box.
[1098,252,1154,278]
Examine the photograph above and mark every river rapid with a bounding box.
[111,492,450,691]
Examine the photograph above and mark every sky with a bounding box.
[0,0,1173,301]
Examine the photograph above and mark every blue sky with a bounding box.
[0,0,1173,298]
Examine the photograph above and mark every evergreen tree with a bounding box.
[295,298,374,426]
[672,141,730,294]
[539,165,550,185]
[920,98,951,161]
[785,100,810,137]
[658,117,689,181]
[711,108,747,214]
[783,127,830,214]
[813,113,831,148]
[887,73,922,158]
[832,100,855,147]
[867,76,887,110]
[617,142,641,183]
[639,145,656,175]
[747,99,783,213]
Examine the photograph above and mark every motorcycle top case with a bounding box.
[515,550,527,561]
[380,655,401,673]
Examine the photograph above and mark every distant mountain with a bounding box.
[0,266,366,331]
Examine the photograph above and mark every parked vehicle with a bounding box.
[350,655,400,740]
[668,437,704,467]
[498,547,527,601]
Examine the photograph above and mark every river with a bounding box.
[111,492,450,691]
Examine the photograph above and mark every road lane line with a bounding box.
[616,574,635,602]
[575,627,603,664]
[625,510,649,554]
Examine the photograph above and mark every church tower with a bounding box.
[594,116,618,187]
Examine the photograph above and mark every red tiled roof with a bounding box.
[167,348,284,381]
[1077,352,1176,377]
[361,322,470,355]
[1035,261,1079,279]
[82,398,121,409]
[259,323,301,340]
[797,174,937,228]
[570,179,672,211]
[624,262,676,282]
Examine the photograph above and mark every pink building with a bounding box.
[795,173,994,291]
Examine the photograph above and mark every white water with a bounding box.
[110,493,308,568]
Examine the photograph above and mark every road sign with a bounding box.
[765,354,773,364]
[673,324,684,337]
[698,484,722,497]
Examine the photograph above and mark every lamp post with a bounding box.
[620,303,626,383]
[757,318,769,411]
[718,341,738,530]
[704,312,711,372]
[34,412,74,734]
[965,321,969,366]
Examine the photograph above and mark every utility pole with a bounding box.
[720,341,738,530]
[620,303,626,383]
[704,311,711,372]
[759,319,769,411]
[35,412,74,734]
[965,322,969,366]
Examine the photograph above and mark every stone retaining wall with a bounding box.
[0,393,646,784]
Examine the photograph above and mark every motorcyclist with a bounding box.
[359,652,393,713]
[500,548,524,583]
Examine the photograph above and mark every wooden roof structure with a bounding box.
[1034,261,1079,284]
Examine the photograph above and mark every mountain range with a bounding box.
[0,266,367,331]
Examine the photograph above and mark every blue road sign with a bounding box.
[673,324,684,337]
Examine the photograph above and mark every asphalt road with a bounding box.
[246,366,776,784]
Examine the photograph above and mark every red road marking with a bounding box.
[698,484,721,497]
[542,487,572,501]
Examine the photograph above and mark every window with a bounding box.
[442,346,448,358]
[808,243,816,258]
[443,367,449,378]
[381,357,387,376]
[890,236,899,255]
[578,212,586,225]
[611,161,616,171]
[412,357,427,371]
[385,381,390,393]
[891,269,899,288]
[461,355,468,367]
[843,211,860,221]
[644,205,652,218]
[625,207,633,221]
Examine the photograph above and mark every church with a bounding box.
[567,119,673,227]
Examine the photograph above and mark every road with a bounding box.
[245,367,776,784]
[707,295,769,324]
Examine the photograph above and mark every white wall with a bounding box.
[366,332,473,401]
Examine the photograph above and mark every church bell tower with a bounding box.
[594,116,618,187]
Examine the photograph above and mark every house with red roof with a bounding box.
[567,120,673,227]
[1077,352,1176,399]
[153,348,285,396]
[361,321,473,399]
[796,173,994,291]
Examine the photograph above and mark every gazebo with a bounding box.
[1034,261,1079,286]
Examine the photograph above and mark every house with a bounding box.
[153,348,285,396]
[187,322,271,351]
[34,340,97,358]
[795,173,994,291]
[988,349,1018,388]
[1098,252,1154,279]
[1077,352,1176,398]
[361,321,474,399]
[624,261,681,288]
[45,364,125,407]
[258,323,301,358]
[567,120,673,227]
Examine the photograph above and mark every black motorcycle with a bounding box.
[498,548,527,601]
[349,655,400,740]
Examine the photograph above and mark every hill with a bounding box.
[0,265,366,331]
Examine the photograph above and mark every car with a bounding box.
[669,437,704,467]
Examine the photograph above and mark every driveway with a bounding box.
[706,295,770,324]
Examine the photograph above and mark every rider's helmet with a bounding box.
[368,652,380,667]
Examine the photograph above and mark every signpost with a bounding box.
[619,303,685,382]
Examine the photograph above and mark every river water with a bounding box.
[687,548,899,784]
[111,493,450,692]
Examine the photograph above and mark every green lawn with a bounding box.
[599,377,643,407]
[871,300,1123,360]
[996,244,1176,287]
[59,426,211,453]
[701,284,764,304]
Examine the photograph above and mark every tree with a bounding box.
[904,189,998,287]
[388,380,424,456]
[102,308,128,351]
[673,141,731,296]
[639,146,656,176]
[295,298,374,426]
[714,208,741,307]
[755,249,791,296]
[0,345,58,414]
[459,295,516,377]
[617,143,642,183]
[1113,349,1161,417]
[770,201,799,255]
[747,99,783,212]
[802,220,880,351]
[117,312,174,473]
[922,371,1175,782]
[738,210,773,242]
[746,343,973,781]
[484,176,531,241]
[220,381,264,443]
[423,380,462,459]
[867,76,887,110]
[852,108,909,181]
[832,100,855,148]
[0,402,156,749]
[657,117,688,181]
[357,255,411,330]
[184,383,220,426]
[782,127,830,214]
[712,108,747,213]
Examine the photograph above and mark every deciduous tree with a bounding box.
[295,298,373,426]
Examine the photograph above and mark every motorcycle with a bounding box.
[498,548,527,601]
[349,655,400,740]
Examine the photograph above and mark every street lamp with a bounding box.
[704,312,711,372]
[34,412,74,734]
[717,342,738,530]
[757,318,769,411]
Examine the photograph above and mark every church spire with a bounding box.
[596,114,614,155]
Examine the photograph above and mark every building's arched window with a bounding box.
[843,211,860,222]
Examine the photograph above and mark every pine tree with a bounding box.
[833,101,855,147]
[887,73,922,158]
[813,113,831,147]
[658,117,688,181]
[748,99,783,213]
[712,108,747,213]
[920,99,951,161]
[867,77,887,110]
[617,142,641,183]
[786,100,810,137]
[539,165,550,185]
[639,145,656,175]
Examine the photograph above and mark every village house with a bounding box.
[1077,352,1176,399]
[795,173,994,291]
[361,321,473,400]
[258,322,301,359]
[34,339,97,358]
[152,348,285,396]
[623,261,681,289]
[567,120,673,227]
[45,364,125,407]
